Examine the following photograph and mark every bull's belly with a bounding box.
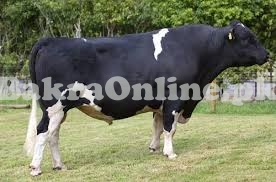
[77,105,162,125]
[78,105,114,124]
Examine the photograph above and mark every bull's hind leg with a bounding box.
[29,112,49,176]
[49,114,67,170]
[149,112,163,153]
[30,106,65,176]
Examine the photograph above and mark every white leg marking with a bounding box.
[49,125,63,168]
[48,122,67,170]
[30,132,48,176]
[152,28,169,61]
[149,113,163,152]
[30,103,65,176]
[163,110,183,159]
[163,122,177,159]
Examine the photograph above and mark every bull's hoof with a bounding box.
[30,167,42,176]
[163,153,178,160]
[167,153,177,160]
[149,147,160,153]
[53,164,67,171]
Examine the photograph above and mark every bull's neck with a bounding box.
[201,57,228,86]
[200,27,232,86]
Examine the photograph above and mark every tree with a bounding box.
[0,0,275,79]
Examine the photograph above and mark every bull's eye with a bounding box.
[241,39,248,46]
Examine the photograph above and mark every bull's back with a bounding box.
[35,38,94,80]
[31,32,169,87]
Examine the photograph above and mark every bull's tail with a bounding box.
[24,38,50,156]
[24,94,37,157]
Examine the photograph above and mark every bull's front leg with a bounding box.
[149,112,163,152]
[162,101,183,159]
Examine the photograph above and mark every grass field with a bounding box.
[0,109,276,181]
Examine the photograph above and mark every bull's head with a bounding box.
[227,20,269,66]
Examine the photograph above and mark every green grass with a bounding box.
[1,98,276,114]
[0,109,276,181]
[195,100,276,114]
[0,96,31,105]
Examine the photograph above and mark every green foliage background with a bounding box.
[0,0,275,82]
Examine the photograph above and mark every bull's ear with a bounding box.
[228,20,243,41]
[230,20,241,27]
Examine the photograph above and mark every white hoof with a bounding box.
[163,150,178,159]
[167,153,178,160]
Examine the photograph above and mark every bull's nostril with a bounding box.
[266,51,270,58]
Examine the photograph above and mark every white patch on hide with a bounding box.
[47,101,64,118]
[152,28,169,61]
[69,82,113,124]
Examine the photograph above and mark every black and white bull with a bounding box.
[24,20,269,176]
